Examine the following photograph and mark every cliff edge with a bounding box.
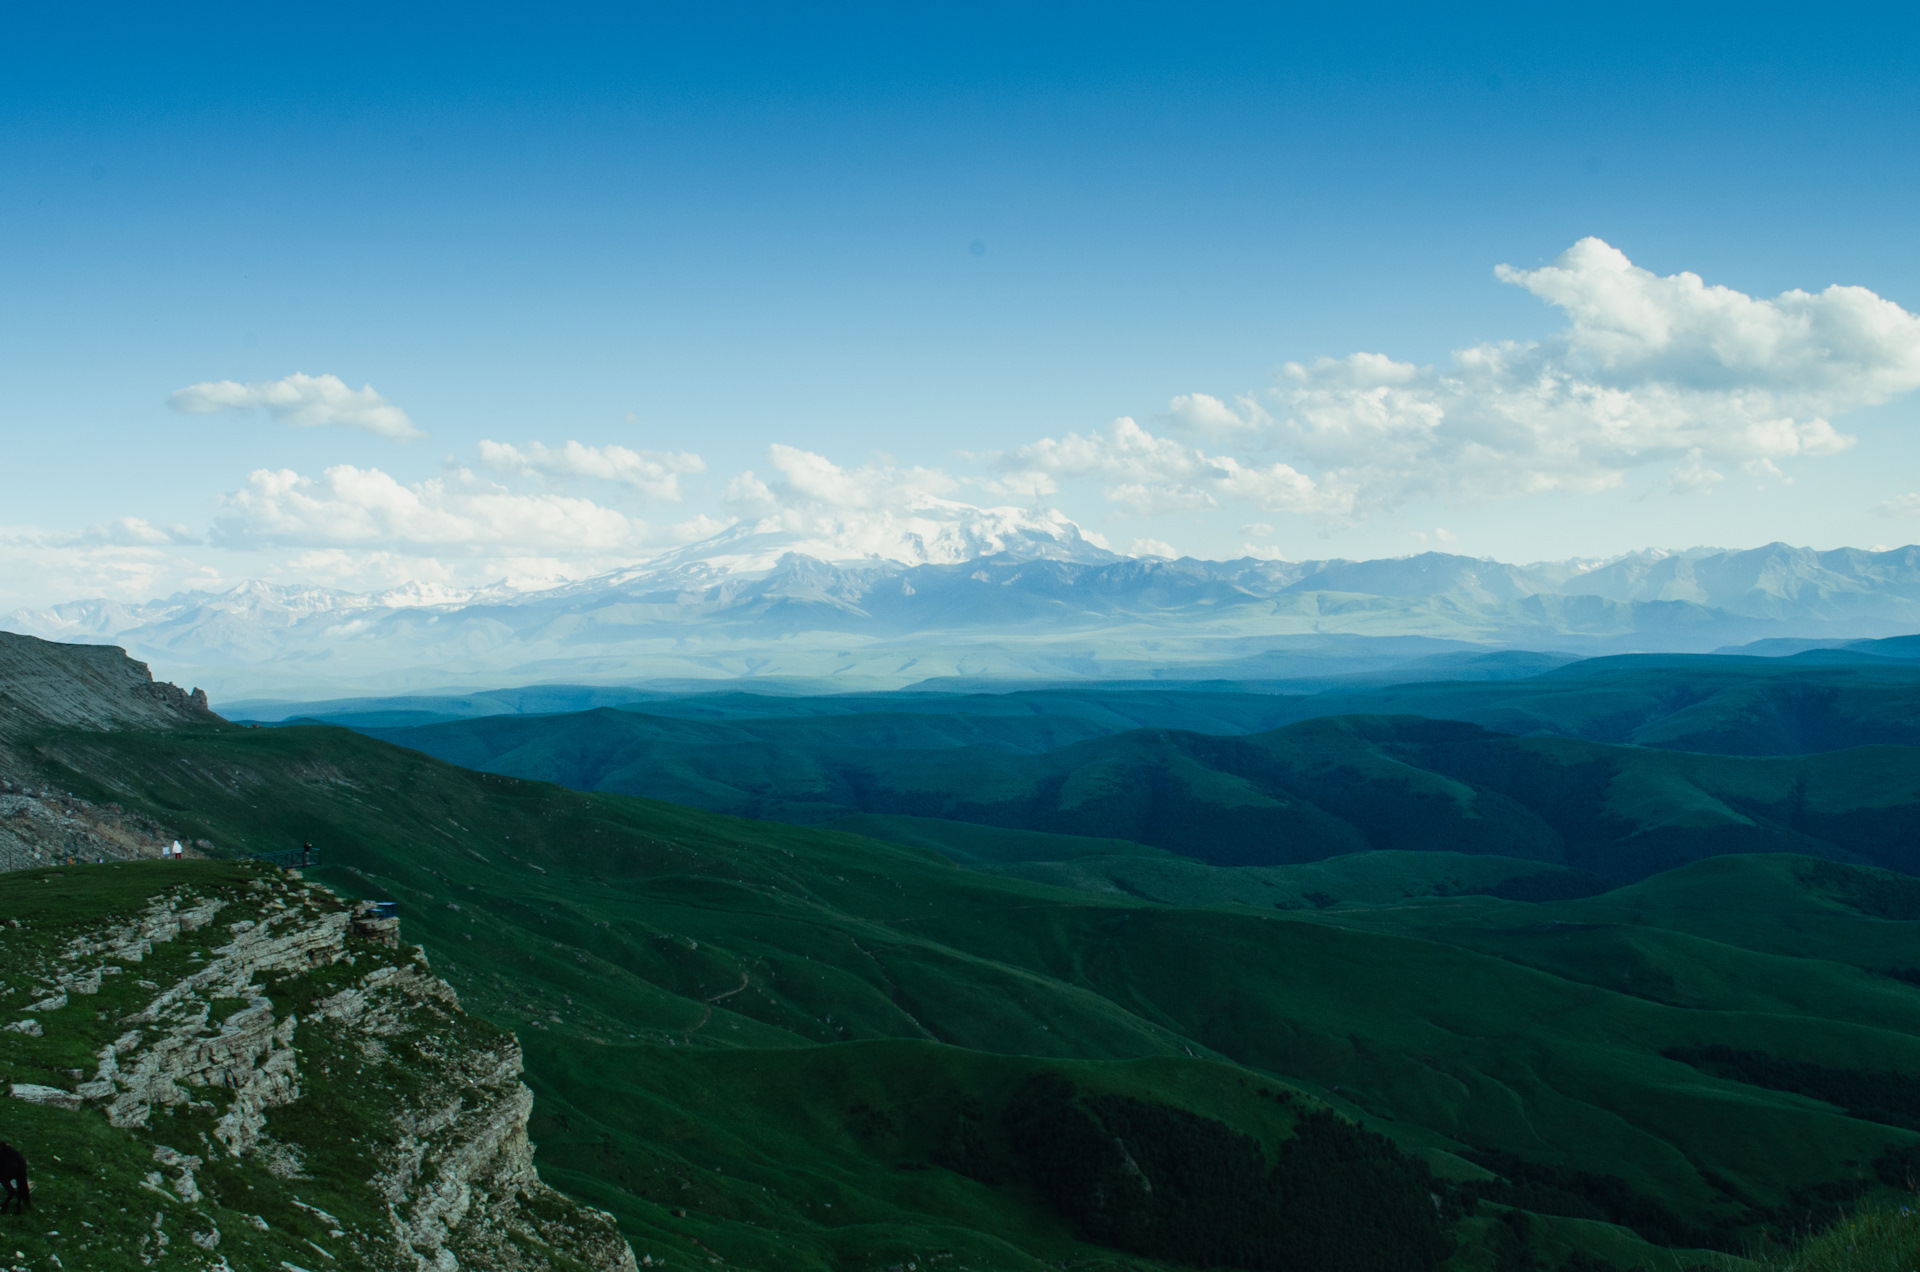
[0,631,228,870]
[0,860,638,1271]
[0,629,219,737]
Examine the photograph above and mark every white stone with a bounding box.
[10,1084,80,1111]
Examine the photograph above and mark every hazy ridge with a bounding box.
[11,530,1920,698]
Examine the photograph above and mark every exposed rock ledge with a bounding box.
[1,867,638,1271]
[0,629,219,737]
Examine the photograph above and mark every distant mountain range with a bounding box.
[7,514,1920,699]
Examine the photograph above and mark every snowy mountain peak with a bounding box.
[604,503,1118,583]
[8,535,1920,700]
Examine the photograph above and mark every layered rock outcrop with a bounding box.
[0,782,191,871]
[2,867,637,1272]
[0,629,218,738]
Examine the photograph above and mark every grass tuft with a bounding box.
[1759,1198,1920,1272]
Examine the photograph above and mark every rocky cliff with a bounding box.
[0,630,217,737]
[0,632,227,871]
[0,860,638,1271]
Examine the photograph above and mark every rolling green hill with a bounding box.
[312,650,1920,769]
[1267,655,1920,755]
[7,713,1920,1269]
[362,708,1920,883]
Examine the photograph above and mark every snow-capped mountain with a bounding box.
[7,518,1920,701]
[642,504,1118,575]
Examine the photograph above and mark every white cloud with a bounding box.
[1262,239,1896,511]
[1874,493,1920,518]
[211,465,647,551]
[1494,239,1920,401]
[32,517,201,548]
[1127,538,1177,558]
[1007,239,1912,522]
[263,548,611,597]
[0,526,227,611]
[1164,392,1273,439]
[477,440,705,500]
[1668,450,1727,495]
[663,513,731,543]
[726,444,963,521]
[991,416,1342,517]
[168,373,422,440]
[717,445,1101,566]
[745,444,960,511]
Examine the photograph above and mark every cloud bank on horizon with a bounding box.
[11,239,1920,608]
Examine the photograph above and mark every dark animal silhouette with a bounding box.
[0,1141,27,1214]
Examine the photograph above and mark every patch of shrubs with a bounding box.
[1482,1208,1628,1272]
[1482,870,1610,903]
[1794,860,1920,921]
[1663,1044,1920,1131]
[1874,1144,1920,1188]
[932,1095,1000,1184]
[987,1073,1450,1272]
[1460,1150,1723,1250]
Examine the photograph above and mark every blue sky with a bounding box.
[5,3,1920,606]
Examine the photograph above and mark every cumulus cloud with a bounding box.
[1166,391,1274,439]
[999,239,1915,520]
[1269,238,1902,507]
[720,445,1101,566]
[477,440,705,500]
[168,373,422,440]
[211,465,647,551]
[991,416,1341,517]
[729,444,960,513]
[1493,240,1920,399]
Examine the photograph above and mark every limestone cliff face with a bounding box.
[1,864,637,1272]
[0,629,218,738]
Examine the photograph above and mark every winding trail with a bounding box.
[687,971,752,1036]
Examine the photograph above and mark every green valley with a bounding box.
[5,702,1919,1270]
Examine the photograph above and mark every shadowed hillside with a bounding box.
[364,708,1920,882]
[2,711,1916,1267]
[1252,653,1920,754]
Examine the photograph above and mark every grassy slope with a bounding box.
[1259,658,1920,755]
[22,721,1920,1269]
[370,706,1920,881]
[1755,1196,1920,1272]
[351,661,1920,785]
[991,850,1591,908]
